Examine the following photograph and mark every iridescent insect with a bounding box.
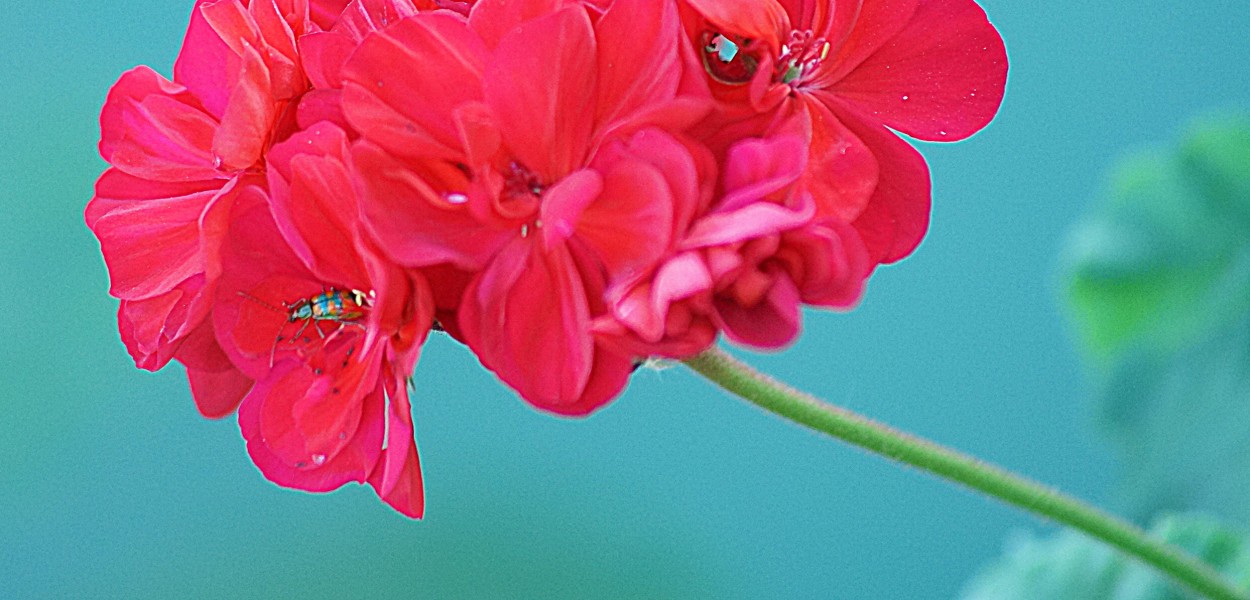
[239,287,374,366]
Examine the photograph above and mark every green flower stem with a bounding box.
[683,346,1249,600]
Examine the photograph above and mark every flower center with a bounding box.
[776,30,830,87]
[700,29,831,89]
[504,161,545,200]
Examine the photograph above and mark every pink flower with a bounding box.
[343,0,714,413]
[682,0,1007,265]
[602,134,869,353]
[212,123,433,517]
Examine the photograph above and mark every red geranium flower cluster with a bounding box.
[86,0,1006,518]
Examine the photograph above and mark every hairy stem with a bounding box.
[683,346,1247,600]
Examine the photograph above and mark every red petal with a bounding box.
[238,361,384,492]
[821,0,918,82]
[88,172,219,300]
[684,0,789,42]
[830,0,1007,141]
[716,273,803,349]
[99,67,220,182]
[342,12,488,160]
[484,7,596,179]
[173,1,233,119]
[592,0,683,129]
[211,43,276,170]
[266,122,367,285]
[793,98,878,222]
[368,375,425,519]
[299,31,357,90]
[567,157,674,278]
[458,239,595,408]
[352,141,513,268]
[831,101,932,264]
[187,364,253,418]
[466,0,564,49]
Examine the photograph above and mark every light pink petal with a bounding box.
[611,252,713,342]
[830,0,1007,141]
[484,7,596,179]
[683,200,814,248]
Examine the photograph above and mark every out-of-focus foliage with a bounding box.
[1061,116,1250,521]
[960,514,1250,600]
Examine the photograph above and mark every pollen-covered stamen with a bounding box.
[701,31,758,85]
[777,30,831,87]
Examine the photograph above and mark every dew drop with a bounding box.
[939,131,948,136]
[338,432,347,441]
[212,155,224,169]
[311,454,327,466]
[901,95,909,101]
[444,192,468,205]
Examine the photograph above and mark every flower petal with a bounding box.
[830,0,1007,141]
[187,364,253,418]
[831,100,932,264]
[368,374,425,519]
[484,7,597,179]
[238,361,384,492]
[342,12,488,160]
[99,67,220,182]
[458,238,596,409]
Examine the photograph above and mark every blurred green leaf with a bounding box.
[1061,115,1250,521]
[1065,116,1250,361]
[960,514,1250,600]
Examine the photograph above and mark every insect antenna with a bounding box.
[237,291,288,314]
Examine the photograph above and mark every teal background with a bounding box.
[1,1,1248,598]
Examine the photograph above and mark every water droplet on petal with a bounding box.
[444,192,468,205]
[901,95,909,101]
[311,454,327,466]
[939,131,948,136]
[212,155,223,169]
